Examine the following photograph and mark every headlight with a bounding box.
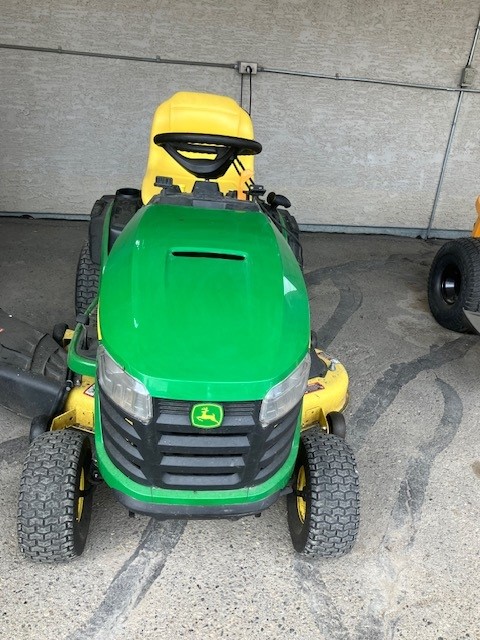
[259,352,310,427]
[97,346,153,424]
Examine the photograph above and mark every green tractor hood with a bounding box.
[99,202,309,401]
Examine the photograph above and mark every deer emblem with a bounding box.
[197,407,218,423]
[191,403,224,428]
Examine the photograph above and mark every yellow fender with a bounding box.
[301,350,349,432]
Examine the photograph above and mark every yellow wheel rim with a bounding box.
[76,468,85,522]
[296,465,307,523]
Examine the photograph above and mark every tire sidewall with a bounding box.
[18,429,94,561]
[427,239,480,333]
[287,439,311,551]
[287,430,360,556]
[73,434,93,555]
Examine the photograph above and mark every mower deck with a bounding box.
[0,309,67,418]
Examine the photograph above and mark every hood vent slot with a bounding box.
[172,251,245,261]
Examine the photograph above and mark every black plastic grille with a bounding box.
[100,391,300,490]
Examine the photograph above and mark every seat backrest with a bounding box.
[141,92,255,204]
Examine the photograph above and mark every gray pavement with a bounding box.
[1,218,479,640]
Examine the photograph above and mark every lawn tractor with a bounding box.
[3,92,359,561]
[428,195,480,333]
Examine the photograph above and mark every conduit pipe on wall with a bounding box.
[0,43,236,70]
[1,43,480,95]
[260,66,480,94]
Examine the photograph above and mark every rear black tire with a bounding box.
[75,240,99,316]
[428,238,480,333]
[18,429,94,562]
[279,210,303,269]
[287,430,359,556]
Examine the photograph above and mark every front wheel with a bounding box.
[287,430,359,556]
[427,238,480,333]
[18,429,94,562]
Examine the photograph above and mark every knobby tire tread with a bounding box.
[75,240,99,316]
[18,429,92,562]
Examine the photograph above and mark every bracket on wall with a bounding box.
[237,62,258,74]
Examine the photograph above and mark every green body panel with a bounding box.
[94,391,301,504]
[99,202,310,401]
[91,198,309,508]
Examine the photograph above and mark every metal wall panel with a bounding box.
[1,1,479,232]
[430,93,480,231]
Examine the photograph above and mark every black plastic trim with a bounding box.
[113,488,283,520]
[153,133,261,180]
[0,365,65,418]
[100,391,301,491]
[172,251,245,261]
[309,347,329,378]
[151,191,260,211]
[108,188,143,253]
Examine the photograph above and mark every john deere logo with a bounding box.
[190,403,224,429]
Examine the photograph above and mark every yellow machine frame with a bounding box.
[51,376,95,433]
[301,350,349,431]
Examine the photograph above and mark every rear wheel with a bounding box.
[279,210,303,269]
[18,429,94,562]
[75,240,99,316]
[428,238,480,333]
[287,430,359,556]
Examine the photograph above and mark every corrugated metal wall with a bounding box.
[1,0,479,235]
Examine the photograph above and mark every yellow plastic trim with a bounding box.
[472,195,480,238]
[141,92,255,204]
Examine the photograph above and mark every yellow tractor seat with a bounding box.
[141,92,256,204]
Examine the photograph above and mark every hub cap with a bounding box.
[296,465,307,523]
[76,468,85,522]
[441,264,461,305]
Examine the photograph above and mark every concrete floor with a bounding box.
[1,218,479,640]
